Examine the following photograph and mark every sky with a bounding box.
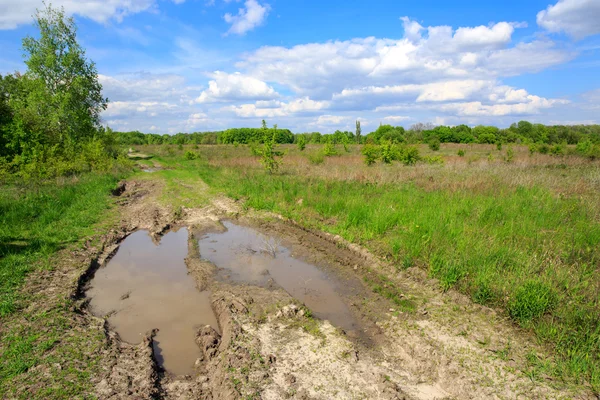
[1,0,600,134]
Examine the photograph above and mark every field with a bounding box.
[1,142,599,399]
[152,142,600,390]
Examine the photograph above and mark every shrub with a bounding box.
[400,146,421,165]
[380,141,398,164]
[177,143,183,151]
[538,143,550,154]
[323,142,338,156]
[258,132,283,173]
[297,135,306,151]
[508,280,556,324]
[362,144,380,166]
[550,144,564,156]
[576,140,593,155]
[185,151,197,160]
[496,142,503,151]
[505,146,514,163]
[428,138,441,151]
[307,152,324,165]
[528,144,537,156]
[457,149,465,157]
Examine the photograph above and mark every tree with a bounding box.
[355,120,361,144]
[16,3,107,149]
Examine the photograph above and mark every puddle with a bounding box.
[198,221,361,335]
[87,228,219,376]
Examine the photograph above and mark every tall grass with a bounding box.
[0,174,121,316]
[195,161,600,391]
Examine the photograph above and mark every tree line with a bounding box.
[114,120,600,147]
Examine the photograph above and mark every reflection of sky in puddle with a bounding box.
[199,221,360,334]
[87,228,218,376]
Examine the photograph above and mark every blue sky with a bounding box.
[1,0,600,133]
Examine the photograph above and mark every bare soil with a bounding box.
[8,178,595,399]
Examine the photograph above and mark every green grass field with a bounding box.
[0,174,123,398]
[144,142,599,390]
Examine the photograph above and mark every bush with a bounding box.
[258,132,283,173]
[323,142,338,156]
[550,144,564,156]
[185,151,197,160]
[457,149,465,157]
[399,146,421,165]
[538,143,550,154]
[297,135,306,151]
[307,152,324,165]
[496,142,503,151]
[380,141,399,164]
[505,146,514,163]
[428,138,441,151]
[362,144,380,166]
[509,280,556,324]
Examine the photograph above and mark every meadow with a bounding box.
[139,142,600,390]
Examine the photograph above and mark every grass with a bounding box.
[0,173,124,398]
[0,174,122,316]
[141,143,599,392]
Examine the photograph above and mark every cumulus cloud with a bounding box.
[238,18,571,100]
[99,73,195,102]
[537,0,600,39]
[0,0,183,30]
[223,97,329,118]
[224,0,270,35]
[99,14,587,132]
[383,116,411,123]
[195,71,278,103]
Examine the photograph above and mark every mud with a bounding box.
[198,221,362,336]
[87,227,219,376]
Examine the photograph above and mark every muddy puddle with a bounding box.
[198,221,362,335]
[87,228,219,376]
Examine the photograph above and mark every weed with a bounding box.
[457,149,465,157]
[509,281,556,324]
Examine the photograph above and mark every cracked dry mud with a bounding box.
[29,179,595,399]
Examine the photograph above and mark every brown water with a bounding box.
[198,221,361,334]
[87,228,219,376]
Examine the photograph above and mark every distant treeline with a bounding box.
[115,121,600,147]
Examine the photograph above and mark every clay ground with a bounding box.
[2,177,596,400]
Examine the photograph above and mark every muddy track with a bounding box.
[59,179,594,399]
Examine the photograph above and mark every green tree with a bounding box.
[355,120,361,144]
[18,3,107,148]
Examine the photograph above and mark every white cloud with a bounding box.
[95,14,590,132]
[99,73,195,102]
[104,101,179,118]
[437,96,569,117]
[537,0,600,39]
[195,71,278,103]
[224,0,270,35]
[312,115,352,125]
[383,116,411,123]
[238,19,571,100]
[222,97,329,118]
[0,0,183,30]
